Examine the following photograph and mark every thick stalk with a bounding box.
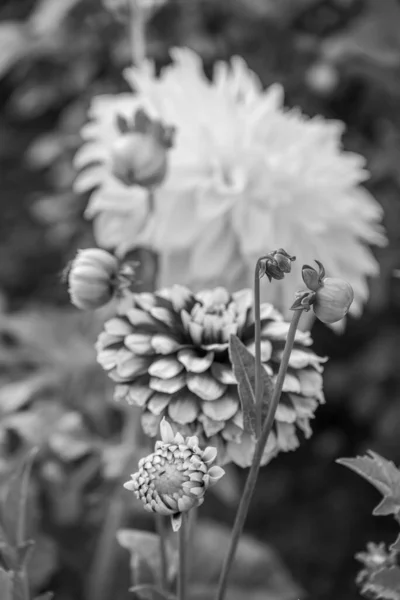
[178,514,187,600]
[155,514,168,590]
[253,260,262,438]
[216,309,303,600]
[129,0,146,66]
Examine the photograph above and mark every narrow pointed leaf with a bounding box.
[0,449,37,553]
[0,568,12,600]
[229,335,274,436]
[128,584,174,600]
[229,336,256,435]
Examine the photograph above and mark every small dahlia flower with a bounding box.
[75,48,385,317]
[96,285,326,467]
[124,418,224,531]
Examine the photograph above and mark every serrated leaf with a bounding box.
[129,584,173,600]
[0,567,13,600]
[369,566,400,600]
[391,534,400,552]
[337,451,400,517]
[0,449,37,555]
[229,335,273,436]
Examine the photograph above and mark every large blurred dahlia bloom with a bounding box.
[74,48,385,317]
[96,285,326,467]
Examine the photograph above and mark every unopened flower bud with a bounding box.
[111,108,174,189]
[259,248,296,281]
[313,277,354,324]
[68,248,119,310]
[292,260,354,323]
[124,419,224,531]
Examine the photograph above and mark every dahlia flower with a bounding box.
[124,418,224,531]
[74,48,385,317]
[96,285,326,467]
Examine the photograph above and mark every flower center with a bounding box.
[154,463,188,495]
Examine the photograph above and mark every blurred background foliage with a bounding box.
[0,0,400,599]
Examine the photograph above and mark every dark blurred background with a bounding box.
[0,1,400,599]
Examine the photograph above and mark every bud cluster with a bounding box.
[258,248,296,282]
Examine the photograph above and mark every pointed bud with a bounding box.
[272,249,296,274]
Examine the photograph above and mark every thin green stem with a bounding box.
[178,514,187,600]
[216,309,303,600]
[155,514,168,590]
[129,0,146,66]
[254,260,262,439]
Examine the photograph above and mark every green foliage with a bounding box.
[228,335,273,437]
[119,520,301,600]
[339,452,400,599]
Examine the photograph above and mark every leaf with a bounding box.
[0,449,37,554]
[368,566,400,600]
[337,451,400,516]
[0,568,13,600]
[189,519,301,599]
[129,584,173,600]
[117,529,177,587]
[229,335,274,436]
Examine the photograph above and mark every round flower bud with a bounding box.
[110,109,174,189]
[313,277,354,324]
[124,418,224,531]
[68,248,119,310]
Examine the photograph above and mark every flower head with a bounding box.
[291,260,354,324]
[75,48,385,316]
[96,285,326,467]
[124,418,224,531]
[68,248,119,310]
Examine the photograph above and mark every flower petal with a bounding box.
[168,394,199,424]
[148,393,171,415]
[160,418,175,443]
[148,357,184,379]
[177,349,214,373]
[210,362,236,384]
[151,335,182,354]
[187,373,226,401]
[149,374,186,394]
[201,394,239,421]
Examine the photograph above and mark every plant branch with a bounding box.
[254,260,262,438]
[178,514,187,600]
[129,0,146,66]
[155,515,168,590]
[216,308,303,600]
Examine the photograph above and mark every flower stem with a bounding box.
[129,0,146,66]
[155,514,168,590]
[216,308,303,600]
[254,260,262,439]
[178,514,187,600]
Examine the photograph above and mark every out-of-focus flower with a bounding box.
[291,260,354,324]
[68,248,119,310]
[96,285,326,467]
[74,48,386,317]
[124,418,224,531]
[356,542,397,595]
